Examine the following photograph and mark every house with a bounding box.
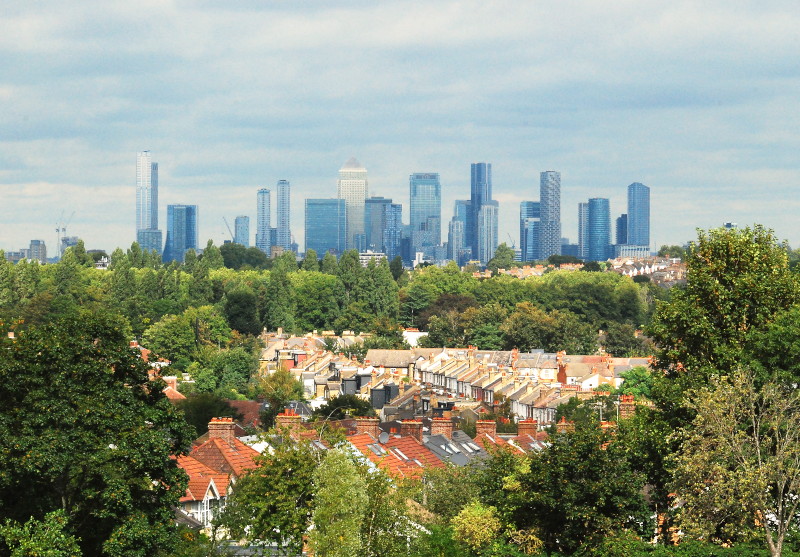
[176,455,230,530]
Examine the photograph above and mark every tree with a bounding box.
[291,271,345,332]
[200,240,224,270]
[603,322,649,357]
[389,255,404,281]
[174,393,242,437]
[0,313,193,556]
[219,433,320,555]
[0,510,82,557]
[648,226,800,423]
[302,249,319,271]
[615,366,654,399]
[223,287,261,336]
[581,261,602,272]
[486,243,516,275]
[451,501,502,554]
[311,394,375,421]
[254,368,305,428]
[672,369,800,556]
[263,260,296,332]
[321,252,338,275]
[657,244,687,259]
[309,449,367,557]
[500,302,596,354]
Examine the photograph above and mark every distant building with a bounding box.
[305,198,346,256]
[538,171,561,259]
[234,216,249,247]
[365,197,392,253]
[587,198,611,262]
[627,182,650,247]
[29,240,47,264]
[276,180,291,250]
[337,158,368,251]
[409,173,441,255]
[476,201,499,265]
[163,205,198,263]
[578,202,589,260]
[135,151,162,254]
[520,201,540,262]
[470,163,496,263]
[256,188,271,254]
[616,214,628,246]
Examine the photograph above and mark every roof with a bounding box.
[364,349,415,367]
[341,157,363,170]
[190,437,259,478]
[176,455,230,503]
[347,432,444,478]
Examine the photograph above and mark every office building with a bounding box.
[587,198,611,262]
[520,201,541,262]
[409,173,441,254]
[276,179,291,250]
[627,182,650,247]
[616,214,628,246]
[469,163,494,262]
[305,198,346,256]
[538,171,561,259]
[29,240,47,264]
[163,205,198,263]
[234,216,250,247]
[476,201,499,264]
[256,188,271,254]
[383,203,403,261]
[578,202,589,260]
[365,197,393,252]
[337,157,368,250]
[135,151,162,254]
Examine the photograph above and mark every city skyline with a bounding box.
[2,3,798,253]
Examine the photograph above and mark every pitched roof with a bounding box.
[347,432,444,478]
[176,455,230,502]
[190,437,259,478]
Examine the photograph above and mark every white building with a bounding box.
[337,157,368,251]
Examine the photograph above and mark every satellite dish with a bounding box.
[378,431,390,444]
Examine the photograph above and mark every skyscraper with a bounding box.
[276,179,291,250]
[627,182,650,247]
[470,163,493,261]
[409,173,441,255]
[616,214,628,246]
[538,171,561,259]
[364,197,392,252]
[234,215,250,247]
[587,198,611,262]
[337,157,368,251]
[520,201,541,262]
[163,205,198,263]
[578,202,589,260]
[383,203,403,261]
[135,151,162,254]
[476,201,499,264]
[305,198,346,256]
[256,188,271,254]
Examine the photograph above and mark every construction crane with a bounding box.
[222,217,235,243]
[506,233,516,250]
[54,210,75,259]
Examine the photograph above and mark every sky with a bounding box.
[1,1,799,255]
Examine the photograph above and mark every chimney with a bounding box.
[430,418,454,440]
[275,409,303,434]
[354,417,380,439]
[517,419,538,438]
[557,359,568,384]
[619,394,637,419]
[556,417,575,434]
[163,376,178,390]
[208,417,236,445]
[129,340,138,348]
[371,369,378,387]
[400,420,423,443]
[475,420,497,437]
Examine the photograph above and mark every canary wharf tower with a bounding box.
[136,151,162,254]
[337,157,368,251]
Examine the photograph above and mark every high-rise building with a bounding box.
[587,198,611,262]
[29,240,47,264]
[234,216,250,247]
[476,201,499,264]
[256,188,271,254]
[538,171,561,259]
[520,201,541,262]
[305,198,346,256]
[627,182,650,247]
[384,203,403,261]
[578,202,589,260]
[163,205,198,263]
[447,218,465,263]
[276,179,291,250]
[135,151,162,254]
[365,197,393,252]
[337,157,368,251]
[409,173,441,255]
[470,163,494,261]
[616,214,628,246]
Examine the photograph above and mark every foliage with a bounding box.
[657,244,687,259]
[254,368,306,428]
[0,510,82,557]
[603,322,651,357]
[501,302,596,353]
[0,313,193,556]
[174,392,242,437]
[615,366,655,399]
[311,394,375,421]
[486,243,517,275]
[309,449,367,557]
[451,501,502,553]
[223,287,261,336]
[672,369,800,556]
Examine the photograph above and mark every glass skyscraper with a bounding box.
[587,198,611,262]
[538,171,561,260]
[365,197,392,252]
[135,151,162,254]
[520,201,541,262]
[234,215,250,247]
[305,198,346,256]
[256,188,271,254]
[409,173,441,255]
[476,201,499,264]
[276,179,291,250]
[627,182,650,248]
[470,163,494,261]
[337,158,368,251]
[616,214,628,246]
[578,202,589,260]
[163,204,198,263]
[384,203,403,261]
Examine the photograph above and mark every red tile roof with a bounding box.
[348,432,444,479]
[176,455,230,502]
[190,437,259,478]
